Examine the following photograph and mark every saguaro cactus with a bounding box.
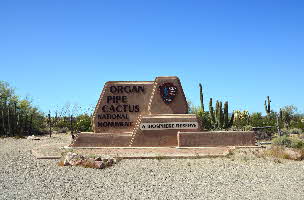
[264,96,271,114]
[199,83,204,112]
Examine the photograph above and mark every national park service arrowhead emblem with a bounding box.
[159,83,178,104]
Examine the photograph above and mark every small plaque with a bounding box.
[140,122,198,130]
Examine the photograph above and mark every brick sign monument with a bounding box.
[70,76,255,147]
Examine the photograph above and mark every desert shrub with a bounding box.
[58,127,68,133]
[264,146,292,160]
[264,112,278,127]
[262,146,304,161]
[233,110,250,129]
[280,128,289,136]
[280,128,303,136]
[243,125,253,131]
[272,135,304,149]
[280,105,297,129]
[272,135,292,147]
[289,115,304,130]
[188,103,212,130]
[75,114,92,132]
[288,128,303,135]
[291,139,304,149]
[250,112,264,127]
[196,110,212,130]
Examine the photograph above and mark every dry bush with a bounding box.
[272,135,304,149]
[262,146,304,161]
[78,160,97,168]
[57,160,65,166]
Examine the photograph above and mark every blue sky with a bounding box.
[1,0,303,114]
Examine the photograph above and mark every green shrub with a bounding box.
[196,110,212,130]
[273,135,292,147]
[250,112,264,127]
[290,139,304,149]
[272,135,304,149]
[233,110,250,129]
[288,128,303,135]
[75,114,92,132]
[243,125,253,131]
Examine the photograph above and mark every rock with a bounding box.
[27,135,40,140]
[107,158,114,166]
[63,153,117,169]
[94,157,102,161]
[64,152,85,166]
[94,161,105,169]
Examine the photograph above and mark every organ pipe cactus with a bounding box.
[209,98,216,124]
[224,101,229,128]
[209,99,233,130]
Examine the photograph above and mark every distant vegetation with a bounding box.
[189,83,304,140]
[0,81,92,137]
[0,81,45,137]
[1,81,304,142]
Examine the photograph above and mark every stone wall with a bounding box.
[70,133,132,147]
[177,131,256,147]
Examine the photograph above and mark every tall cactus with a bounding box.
[199,83,204,112]
[215,100,219,122]
[224,101,229,128]
[229,112,234,127]
[209,98,216,124]
[209,99,233,130]
[219,101,224,128]
[264,96,271,114]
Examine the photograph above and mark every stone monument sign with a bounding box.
[70,76,255,147]
[71,76,201,147]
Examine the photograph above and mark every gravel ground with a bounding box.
[1,134,304,200]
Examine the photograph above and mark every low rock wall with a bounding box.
[178,131,256,147]
[70,133,132,147]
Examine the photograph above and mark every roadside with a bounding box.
[1,134,304,200]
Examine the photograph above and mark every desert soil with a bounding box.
[0,134,304,200]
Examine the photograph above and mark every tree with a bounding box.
[250,112,264,127]
[279,105,298,129]
[0,81,45,136]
